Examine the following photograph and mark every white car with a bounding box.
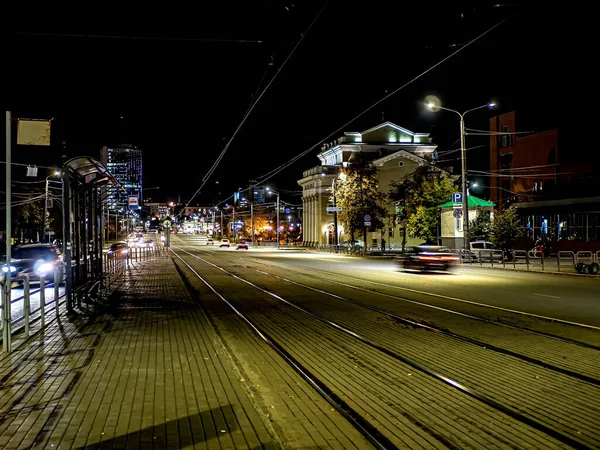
[219,239,230,248]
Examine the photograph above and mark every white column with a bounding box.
[308,196,314,245]
[314,194,321,245]
[311,195,316,245]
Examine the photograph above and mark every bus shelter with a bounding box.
[61,157,123,312]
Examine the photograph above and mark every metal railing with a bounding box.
[1,265,66,352]
[1,243,169,352]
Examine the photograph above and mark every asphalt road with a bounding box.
[173,233,600,326]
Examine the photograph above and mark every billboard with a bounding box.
[17,120,51,146]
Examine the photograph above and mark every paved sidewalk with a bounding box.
[0,254,280,449]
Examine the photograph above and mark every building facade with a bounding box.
[298,122,437,248]
[100,144,143,212]
[489,112,600,248]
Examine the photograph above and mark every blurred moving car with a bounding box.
[395,245,460,272]
[108,242,129,255]
[219,239,230,248]
[136,238,154,248]
[340,239,364,248]
[207,238,214,245]
[2,243,65,286]
[235,240,249,250]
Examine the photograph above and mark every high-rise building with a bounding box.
[248,180,266,204]
[100,144,143,212]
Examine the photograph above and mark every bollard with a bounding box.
[541,253,544,271]
[24,275,30,337]
[40,277,46,328]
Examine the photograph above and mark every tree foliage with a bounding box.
[16,201,44,225]
[489,206,524,252]
[469,209,492,241]
[334,154,387,240]
[242,214,268,239]
[389,165,456,244]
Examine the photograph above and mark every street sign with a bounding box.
[453,209,463,219]
[163,220,171,228]
[285,208,291,214]
[452,192,463,203]
[364,215,371,222]
[326,206,343,212]
[364,221,371,226]
[128,195,139,210]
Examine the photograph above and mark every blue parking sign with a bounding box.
[452,192,463,203]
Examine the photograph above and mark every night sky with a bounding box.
[6,3,586,207]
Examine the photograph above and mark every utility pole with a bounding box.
[333,177,339,246]
[251,202,255,243]
[4,111,13,351]
[426,101,495,256]
[276,193,280,247]
[220,210,223,237]
[43,177,49,243]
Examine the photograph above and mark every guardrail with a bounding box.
[312,243,600,275]
[1,265,66,352]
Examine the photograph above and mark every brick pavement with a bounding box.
[0,253,283,449]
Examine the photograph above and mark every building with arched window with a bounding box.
[297,122,438,248]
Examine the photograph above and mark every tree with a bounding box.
[15,201,44,242]
[489,205,523,253]
[469,210,492,241]
[389,165,456,245]
[334,154,387,243]
[242,214,268,240]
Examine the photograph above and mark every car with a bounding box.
[236,240,249,250]
[108,242,129,255]
[394,245,460,272]
[219,239,230,248]
[2,243,65,286]
[207,238,214,245]
[340,239,365,248]
[137,238,154,248]
[470,240,504,262]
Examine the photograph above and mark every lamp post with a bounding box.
[267,188,280,247]
[43,171,61,243]
[426,101,495,255]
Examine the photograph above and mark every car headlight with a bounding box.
[2,265,16,273]
[34,260,54,276]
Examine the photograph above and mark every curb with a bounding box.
[458,264,600,279]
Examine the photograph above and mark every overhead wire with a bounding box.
[178,0,332,218]
[254,17,508,185]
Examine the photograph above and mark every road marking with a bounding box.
[533,293,561,299]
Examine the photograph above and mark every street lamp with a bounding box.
[267,188,280,246]
[426,101,495,254]
[43,170,61,243]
